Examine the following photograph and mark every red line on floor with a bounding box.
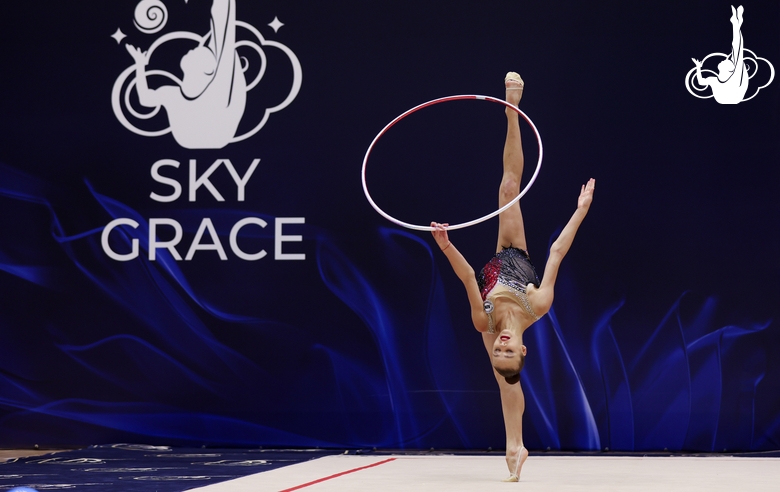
[279,457,397,491]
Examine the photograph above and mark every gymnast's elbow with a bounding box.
[548,242,566,261]
[461,266,475,279]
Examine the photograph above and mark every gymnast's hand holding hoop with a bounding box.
[430,222,450,251]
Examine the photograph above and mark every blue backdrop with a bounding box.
[0,0,778,452]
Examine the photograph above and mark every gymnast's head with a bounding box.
[180,46,217,98]
[717,58,736,81]
[492,330,526,385]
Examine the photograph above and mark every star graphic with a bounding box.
[268,16,284,33]
[111,28,127,44]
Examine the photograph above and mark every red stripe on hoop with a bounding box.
[279,457,397,491]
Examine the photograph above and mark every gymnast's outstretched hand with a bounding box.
[125,44,148,65]
[430,222,450,251]
[577,178,596,211]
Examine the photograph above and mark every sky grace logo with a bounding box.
[102,1,306,263]
[111,0,302,149]
[685,5,774,104]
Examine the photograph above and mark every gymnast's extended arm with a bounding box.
[431,222,489,332]
[531,179,595,316]
[125,44,160,108]
[691,58,711,87]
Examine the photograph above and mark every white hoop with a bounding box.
[361,94,543,231]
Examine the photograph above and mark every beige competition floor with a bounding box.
[188,454,780,492]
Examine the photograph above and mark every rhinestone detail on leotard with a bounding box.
[477,247,542,333]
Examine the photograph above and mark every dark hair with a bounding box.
[495,352,525,385]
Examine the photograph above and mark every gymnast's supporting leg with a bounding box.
[495,72,529,254]
[495,368,528,481]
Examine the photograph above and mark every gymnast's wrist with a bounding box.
[441,241,451,252]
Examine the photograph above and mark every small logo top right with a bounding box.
[686,5,774,104]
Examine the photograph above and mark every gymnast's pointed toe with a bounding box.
[505,71,524,89]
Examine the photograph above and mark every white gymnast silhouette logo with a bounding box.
[685,5,774,104]
[112,0,302,149]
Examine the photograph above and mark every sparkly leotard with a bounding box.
[476,247,541,333]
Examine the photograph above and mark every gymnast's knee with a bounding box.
[499,176,521,203]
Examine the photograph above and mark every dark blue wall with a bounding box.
[0,0,778,451]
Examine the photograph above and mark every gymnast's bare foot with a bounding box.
[502,446,528,482]
[505,71,524,109]
[731,5,744,27]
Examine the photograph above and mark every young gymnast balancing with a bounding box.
[430,72,595,481]
[125,0,246,149]
[691,5,748,104]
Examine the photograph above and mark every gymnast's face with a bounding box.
[492,331,526,370]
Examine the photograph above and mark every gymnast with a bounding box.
[430,72,595,481]
[692,5,748,104]
[124,0,246,148]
